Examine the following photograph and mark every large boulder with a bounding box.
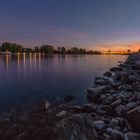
[87,86,106,102]
[114,71,128,83]
[52,114,97,140]
[106,128,124,140]
[124,132,140,140]
[127,106,140,132]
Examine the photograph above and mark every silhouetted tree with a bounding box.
[61,47,66,54]
[108,50,111,54]
[79,48,86,54]
[127,49,131,53]
[34,46,40,53]
[1,42,23,53]
[71,47,79,54]
[40,45,54,54]
[24,48,33,53]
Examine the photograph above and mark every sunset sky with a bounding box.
[0,0,140,51]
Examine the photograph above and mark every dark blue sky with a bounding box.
[0,0,140,50]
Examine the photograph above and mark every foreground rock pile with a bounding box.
[1,53,140,140]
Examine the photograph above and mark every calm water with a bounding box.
[0,54,127,110]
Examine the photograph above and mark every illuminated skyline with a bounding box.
[0,0,140,51]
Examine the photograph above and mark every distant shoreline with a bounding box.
[0,52,130,55]
[0,42,134,55]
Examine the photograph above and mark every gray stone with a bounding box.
[115,105,126,116]
[73,106,82,112]
[94,77,109,85]
[128,75,137,82]
[87,86,106,102]
[53,114,97,140]
[124,132,140,140]
[101,105,113,115]
[127,106,140,132]
[108,118,119,129]
[44,100,50,110]
[104,71,112,77]
[56,110,66,117]
[94,120,106,130]
[125,102,137,110]
[106,128,124,139]
[111,99,121,107]
[111,130,124,140]
[82,104,96,113]
[114,71,128,83]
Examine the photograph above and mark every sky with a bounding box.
[0,0,140,51]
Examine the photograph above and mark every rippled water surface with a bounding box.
[0,54,127,109]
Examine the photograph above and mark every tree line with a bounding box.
[0,42,101,54]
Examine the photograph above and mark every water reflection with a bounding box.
[6,54,9,72]
[17,53,20,77]
[0,54,127,109]
[23,53,26,75]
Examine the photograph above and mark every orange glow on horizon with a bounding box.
[88,42,140,53]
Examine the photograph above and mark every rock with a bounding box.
[57,104,72,112]
[108,118,119,129]
[87,86,106,94]
[53,114,97,140]
[94,77,109,85]
[124,132,140,140]
[101,105,113,115]
[64,95,75,102]
[115,105,126,116]
[111,130,124,140]
[128,75,137,82]
[111,99,122,107]
[73,106,82,112]
[114,71,128,83]
[102,95,116,105]
[106,128,114,134]
[87,86,106,102]
[82,104,96,113]
[133,64,140,70]
[125,102,137,110]
[56,110,66,117]
[94,120,106,131]
[127,106,140,132]
[44,100,50,110]
[106,128,124,139]
[110,67,123,72]
[103,133,111,139]
[103,71,112,77]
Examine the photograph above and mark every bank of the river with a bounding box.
[0,53,140,140]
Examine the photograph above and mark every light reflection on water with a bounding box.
[0,54,127,110]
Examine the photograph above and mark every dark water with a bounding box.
[0,54,127,109]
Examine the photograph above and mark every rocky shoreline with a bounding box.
[1,53,140,140]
